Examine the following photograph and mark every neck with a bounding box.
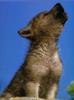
[38,32,59,43]
[29,33,58,57]
[31,33,58,49]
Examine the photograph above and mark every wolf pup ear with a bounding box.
[18,25,33,40]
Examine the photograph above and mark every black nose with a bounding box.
[54,3,68,25]
[55,3,64,12]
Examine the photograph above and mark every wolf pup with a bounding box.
[1,3,68,100]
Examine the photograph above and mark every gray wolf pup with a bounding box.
[1,3,68,100]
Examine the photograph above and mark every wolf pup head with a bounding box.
[18,3,68,40]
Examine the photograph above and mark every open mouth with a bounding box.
[50,3,68,25]
[55,3,68,24]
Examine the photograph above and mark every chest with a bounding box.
[50,51,63,76]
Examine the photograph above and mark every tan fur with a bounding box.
[1,3,68,100]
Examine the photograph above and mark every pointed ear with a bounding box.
[18,25,33,39]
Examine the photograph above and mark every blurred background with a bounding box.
[0,0,74,99]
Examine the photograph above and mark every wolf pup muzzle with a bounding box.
[52,3,68,25]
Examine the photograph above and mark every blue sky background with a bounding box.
[0,0,74,98]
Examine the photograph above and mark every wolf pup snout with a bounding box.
[52,3,68,25]
[2,3,68,100]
